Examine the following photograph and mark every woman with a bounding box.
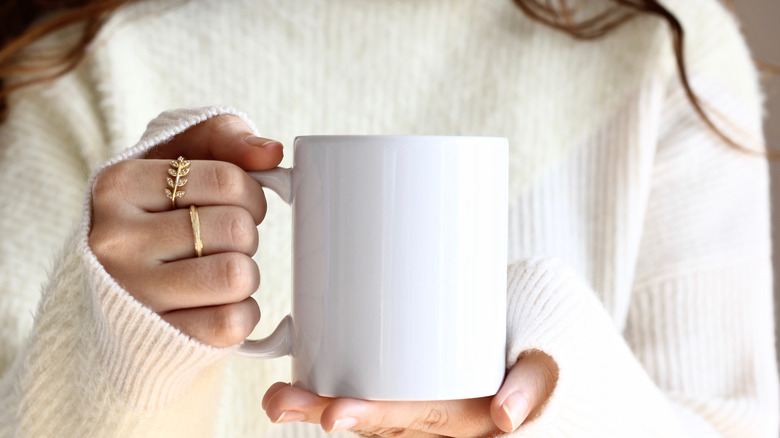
[0,0,776,437]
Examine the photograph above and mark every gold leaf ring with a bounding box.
[189,205,204,257]
[165,156,190,208]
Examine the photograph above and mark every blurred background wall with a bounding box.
[730,0,780,374]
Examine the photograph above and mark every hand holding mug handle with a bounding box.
[232,168,294,359]
[89,114,287,350]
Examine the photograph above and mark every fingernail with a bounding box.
[245,135,278,148]
[501,392,529,431]
[327,417,359,433]
[274,410,306,423]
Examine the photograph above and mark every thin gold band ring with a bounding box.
[189,205,204,257]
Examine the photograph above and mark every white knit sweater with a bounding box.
[0,0,776,437]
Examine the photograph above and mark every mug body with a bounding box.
[289,135,507,400]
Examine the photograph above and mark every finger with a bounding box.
[144,114,284,171]
[129,253,260,313]
[262,382,291,411]
[261,385,463,437]
[320,397,496,437]
[350,429,435,438]
[262,383,332,425]
[491,351,558,432]
[137,206,258,262]
[89,206,259,286]
[93,159,268,222]
[161,297,261,348]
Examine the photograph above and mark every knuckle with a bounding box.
[206,114,244,138]
[526,352,559,400]
[540,358,559,389]
[362,427,406,437]
[226,209,258,253]
[89,224,131,266]
[410,404,448,432]
[221,254,258,294]
[209,163,245,201]
[535,369,556,403]
[255,192,268,224]
[88,227,143,301]
[88,230,118,264]
[91,161,132,203]
[205,115,248,152]
[210,304,251,346]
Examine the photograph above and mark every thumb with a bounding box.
[145,114,284,171]
[490,351,558,432]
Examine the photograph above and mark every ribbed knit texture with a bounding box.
[0,0,776,437]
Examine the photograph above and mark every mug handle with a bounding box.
[234,167,293,359]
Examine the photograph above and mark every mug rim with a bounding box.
[294,134,508,142]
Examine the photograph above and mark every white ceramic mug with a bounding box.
[239,135,508,401]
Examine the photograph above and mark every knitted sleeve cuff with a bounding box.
[77,106,260,409]
[503,257,582,435]
[503,257,687,436]
[505,257,586,369]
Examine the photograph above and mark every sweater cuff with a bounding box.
[504,257,688,436]
[503,257,585,434]
[77,106,259,409]
[505,257,588,368]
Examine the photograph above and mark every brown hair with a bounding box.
[0,0,770,155]
[513,0,775,157]
[0,0,134,118]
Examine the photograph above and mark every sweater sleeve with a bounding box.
[502,4,778,438]
[0,100,261,437]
